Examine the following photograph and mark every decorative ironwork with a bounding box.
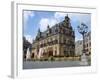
[77,22,88,54]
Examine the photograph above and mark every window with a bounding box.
[89,42,91,46]
[55,27,58,33]
[64,38,66,44]
[87,44,88,47]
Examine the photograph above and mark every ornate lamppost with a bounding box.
[77,23,88,65]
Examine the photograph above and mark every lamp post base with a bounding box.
[80,53,88,66]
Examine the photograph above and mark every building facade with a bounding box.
[75,31,91,57]
[84,31,91,55]
[31,15,75,59]
[75,40,83,56]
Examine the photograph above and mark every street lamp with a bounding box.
[77,23,88,54]
[77,22,88,65]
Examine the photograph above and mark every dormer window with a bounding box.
[36,28,42,40]
[47,25,51,34]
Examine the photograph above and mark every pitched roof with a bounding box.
[35,15,73,40]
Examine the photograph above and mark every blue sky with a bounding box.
[23,10,91,43]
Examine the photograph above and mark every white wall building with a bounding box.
[75,40,83,56]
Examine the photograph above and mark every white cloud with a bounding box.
[54,12,67,21]
[24,11,35,22]
[39,18,57,32]
[24,35,33,43]
[50,19,57,27]
[39,18,49,32]
[75,37,82,42]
